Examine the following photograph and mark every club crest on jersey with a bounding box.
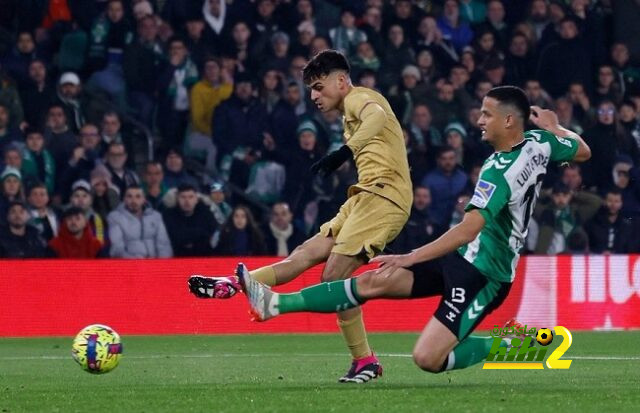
[471,179,496,209]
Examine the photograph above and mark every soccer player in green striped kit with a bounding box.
[241,86,591,376]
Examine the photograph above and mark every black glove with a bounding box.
[310,145,353,177]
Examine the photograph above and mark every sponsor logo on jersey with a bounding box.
[471,179,496,209]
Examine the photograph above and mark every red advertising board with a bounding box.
[0,256,637,337]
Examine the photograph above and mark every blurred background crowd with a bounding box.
[0,0,639,259]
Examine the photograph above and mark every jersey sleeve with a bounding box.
[465,166,510,220]
[530,129,579,162]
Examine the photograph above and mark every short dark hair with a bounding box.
[302,49,350,84]
[177,183,197,193]
[62,206,85,219]
[437,145,456,157]
[124,184,143,193]
[486,85,531,121]
[25,126,44,137]
[27,181,47,194]
[605,187,622,197]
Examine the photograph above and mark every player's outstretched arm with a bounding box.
[529,105,592,162]
[372,210,485,277]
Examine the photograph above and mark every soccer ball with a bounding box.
[536,328,554,346]
[72,324,123,374]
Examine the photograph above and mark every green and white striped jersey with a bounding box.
[458,130,579,282]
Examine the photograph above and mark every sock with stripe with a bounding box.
[277,278,363,314]
[441,335,508,371]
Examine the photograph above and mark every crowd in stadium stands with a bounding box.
[0,0,639,259]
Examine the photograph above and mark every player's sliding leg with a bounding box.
[411,318,509,373]
[242,267,414,321]
[188,234,333,298]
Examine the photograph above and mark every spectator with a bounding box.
[54,72,85,134]
[415,49,439,84]
[555,97,584,135]
[385,0,422,44]
[100,111,131,160]
[0,104,23,156]
[414,16,458,76]
[26,182,58,241]
[87,0,134,73]
[162,147,198,189]
[504,33,534,87]
[554,163,602,223]
[90,164,121,220]
[583,100,639,190]
[49,206,106,258]
[359,6,384,57]
[474,0,509,49]
[379,24,415,91]
[1,31,39,89]
[594,64,623,105]
[524,79,553,109]
[0,68,25,129]
[21,128,55,194]
[0,166,24,225]
[388,65,429,125]
[427,81,464,130]
[215,205,267,256]
[58,123,102,200]
[104,142,140,196]
[443,121,478,171]
[3,145,22,171]
[611,42,640,97]
[209,181,232,226]
[107,185,173,258]
[157,36,199,150]
[264,202,305,256]
[329,9,367,58]
[187,57,233,175]
[270,81,304,149]
[163,183,217,257]
[391,186,442,253]
[223,20,256,73]
[19,59,55,129]
[526,0,550,40]
[123,14,165,126]
[264,31,292,75]
[408,103,442,151]
[612,156,640,218]
[350,41,381,78]
[291,20,315,58]
[259,68,285,114]
[437,0,474,53]
[586,188,636,253]
[481,55,506,87]
[620,100,640,149]
[421,146,468,227]
[537,17,591,98]
[201,0,233,52]
[142,161,168,210]
[44,104,78,171]
[212,72,269,159]
[472,29,503,70]
[532,182,587,254]
[0,201,48,258]
[69,179,107,243]
[567,82,595,127]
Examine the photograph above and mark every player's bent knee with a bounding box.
[412,350,445,373]
[354,270,379,299]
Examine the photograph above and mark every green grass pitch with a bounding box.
[1,332,639,412]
